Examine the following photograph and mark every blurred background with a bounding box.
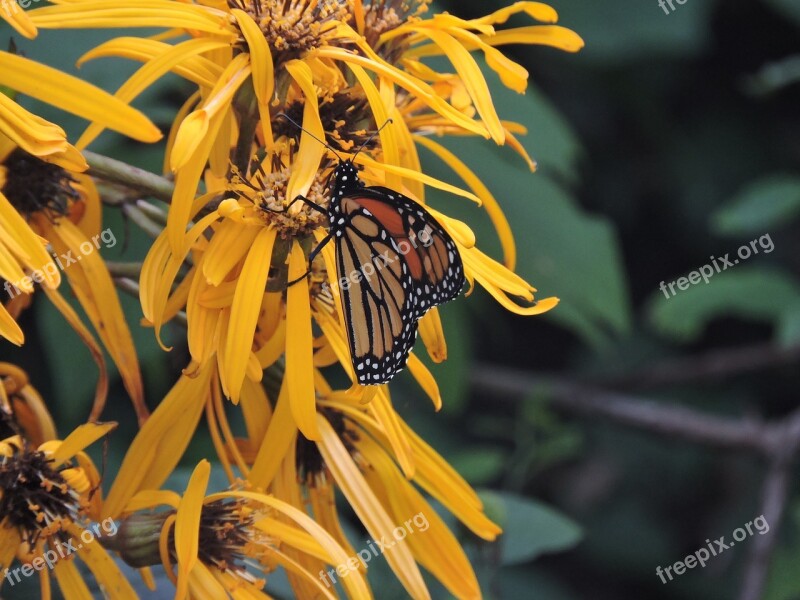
[3,0,800,598]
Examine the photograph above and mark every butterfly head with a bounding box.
[330,159,363,194]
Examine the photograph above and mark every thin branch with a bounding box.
[122,203,164,239]
[471,366,771,453]
[739,459,792,600]
[472,363,800,600]
[84,150,174,203]
[593,342,800,390]
[106,262,143,279]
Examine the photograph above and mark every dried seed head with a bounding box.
[1,149,80,221]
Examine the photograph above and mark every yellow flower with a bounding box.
[247,387,501,600]
[0,362,56,447]
[0,52,161,168]
[107,460,370,599]
[26,3,571,417]
[0,144,148,424]
[0,423,137,599]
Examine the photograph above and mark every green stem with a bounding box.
[84,151,175,204]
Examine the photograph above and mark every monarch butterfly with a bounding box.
[279,116,465,385]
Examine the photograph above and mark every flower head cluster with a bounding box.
[0,1,583,598]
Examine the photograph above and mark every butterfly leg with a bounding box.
[286,232,333,286]
[261,195,326,216]
[285,195,326,214]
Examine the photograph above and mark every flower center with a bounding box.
[0,443,82,545]
[168,499,258,579]
[273,92,380,153]
[229,0,349,65]
[230,162,330,238]
[1,149,80,220]
[296,409,359,479]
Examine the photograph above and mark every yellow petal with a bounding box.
[103,364,213,519]
[419,29,504,144]
[406,353,442,411]
[62,521,138,600]
[0,93,67,159]
[170,54,250,172]
[223,227,276,403]
[202,220,261,286]
[52,422,116,466]
[231,9,274,106]
[175,460,210,600]
[286,241,320,440]
[0,52,161,143]
[418,308,447,363]
[475,1,559,25]
[284,60,326,202]
[415,134,515,268]
[315,415,430,599]
[53,555,93,599]
[210,489,372,600]
[0,192,61,288]
[78,37,222,88]
[40,218,147,423]
[1,3,37,38]
[29,1,237,37]
[77,37,230,149]
[248,379,297,489]
[0,302,23,346]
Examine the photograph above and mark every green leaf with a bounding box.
[648,267,800,342]
[479,490,582,566]
[518,0,718,63]
[778,308,800,346]
[712,175,800,235]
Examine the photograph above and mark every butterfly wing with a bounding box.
[334,194,418,384]
[351,186,465,318]
[333,187,465,385]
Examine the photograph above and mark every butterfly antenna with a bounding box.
[276,112,343,161]
[352,118,394,163]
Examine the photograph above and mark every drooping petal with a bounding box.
[285,60,326,202]
[0,52,161,143]
[315,414,430,599]
[174,461,210,600]
[103,364,214,519]
[222,227,276,403]
[286,241,320,440]
[51,422,116,466]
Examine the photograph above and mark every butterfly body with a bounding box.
[324,160,465,385]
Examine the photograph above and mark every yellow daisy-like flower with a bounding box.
[0,362,56,448]
[0,144,149,423]
[0,423,137,599]
[246,386,502,600]
[26,1,575,433]
[107,460,370,599]
[28,0,582,250]
[0,50,160,420]
[99,373,498,598]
